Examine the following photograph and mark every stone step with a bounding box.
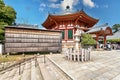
[46,56,75,80]
[10,68,20,80]
[0,73,2,78]
[0,56,71,80]
[45,58,68,80]
[37,57,56,80]
[11,63,25,80]
[31,59,36,80]
[6,67,18,80]
[35,63,44,80]
[112,74,120,80]
[20,62,25,74]
[31,59,43,80]
[20,61,31,80]
[0,69,10,80]
[0,62,26,80]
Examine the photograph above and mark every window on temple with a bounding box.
[68,30,73,39]
[62,30,64,39]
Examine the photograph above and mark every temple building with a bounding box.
[42,6,112,48]
[88,23,113,48]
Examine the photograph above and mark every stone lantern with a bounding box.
[74,29,82,52]
[74,29,81,52]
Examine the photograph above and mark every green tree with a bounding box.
[107,38,120,43]
[112,24,120,33]
[0,0,5,8]
[81,33,96,46]
[0,0,16,41]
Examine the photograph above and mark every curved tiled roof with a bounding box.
[87,23,113,36]
[87,23,108,33]
[42,10,99,29]
[107,31,120,39]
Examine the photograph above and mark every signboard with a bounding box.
[5,26,62,53]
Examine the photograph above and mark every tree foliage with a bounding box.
[0,0,5,8]
[81,33,96,46]
[0,0,16,41]
[112,24,120,33]
[107,38,120,43]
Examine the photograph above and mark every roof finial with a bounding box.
[65,4,71,14]
[66,5,70,11]
[66,5,70,9]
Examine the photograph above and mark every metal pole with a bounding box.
[35,56,37,67]
[2,61,5,69]
[44,54,45,63]
[19,63,21,75]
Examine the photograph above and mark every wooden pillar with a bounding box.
[96,34,99,49]
[65,25,67,44]
[65,29,67,41]
[104,35,106,46]
[66,29,68,40]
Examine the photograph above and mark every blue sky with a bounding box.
[4,0,120,29]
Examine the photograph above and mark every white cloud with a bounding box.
[96,5,109,8]
[103,5,109,8]
[40,3,46,7]
[39,0,80,12]
[61,0,79,11]
[49,0,58,2]
[95,4,99,8]
[83,0,95,8]
[49,3,60,8]
[73,0,79,6]
[61,0,73,10]
[39,7,44,11]
[39,3,46,11]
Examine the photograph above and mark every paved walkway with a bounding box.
[48,50,120,80]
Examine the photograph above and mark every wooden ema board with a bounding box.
[5,27,62,53]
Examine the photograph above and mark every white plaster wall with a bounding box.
[0,44,3,54]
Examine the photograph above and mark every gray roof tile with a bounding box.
[87,23,108,33]
[107,31,120,39]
